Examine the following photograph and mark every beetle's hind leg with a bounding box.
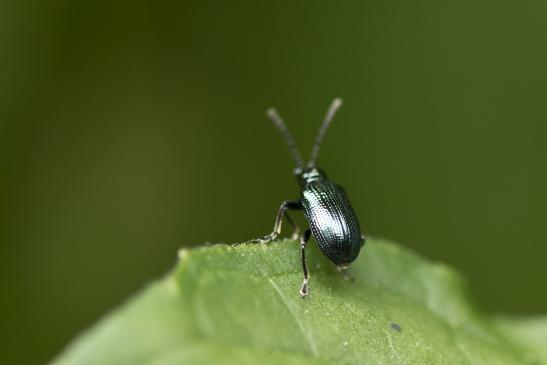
[244,200,302,244]
[336,265,355,282]
[299,228,311,297]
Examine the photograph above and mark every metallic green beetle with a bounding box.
[249,98,366,297]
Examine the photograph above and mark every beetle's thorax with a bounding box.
[294,167,327,188]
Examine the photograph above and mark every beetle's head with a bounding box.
[293,166,327,188]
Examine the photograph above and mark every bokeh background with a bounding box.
[2,1,547,364]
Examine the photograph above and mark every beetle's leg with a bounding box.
[336,265,355,282]
[299,228,311,297]
[270,200,302,241]
[245,200,302,244]
[284,209,300,240]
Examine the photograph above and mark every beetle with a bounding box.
[248,98,366,297]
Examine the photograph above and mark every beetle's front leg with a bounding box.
[299,228,312,297]
[246,200,302,244]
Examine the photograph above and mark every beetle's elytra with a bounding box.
[247,98,366,297]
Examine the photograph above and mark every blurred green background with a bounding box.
[1,1,547,364]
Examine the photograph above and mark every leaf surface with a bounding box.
[53,239,546,365]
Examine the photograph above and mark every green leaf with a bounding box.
[494,316,547,364]
[53,239,546,365]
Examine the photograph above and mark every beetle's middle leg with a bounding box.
[246,200,302,243]
[284,208,301,240]
[299,228,312,297]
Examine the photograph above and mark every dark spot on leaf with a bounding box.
[390,322,402,332]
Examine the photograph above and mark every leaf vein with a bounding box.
[267,277,320,357]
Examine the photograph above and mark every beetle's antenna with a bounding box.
[308,98,343,167]
[266,108,304,168]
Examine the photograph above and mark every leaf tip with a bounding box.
[177,248,190,261]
